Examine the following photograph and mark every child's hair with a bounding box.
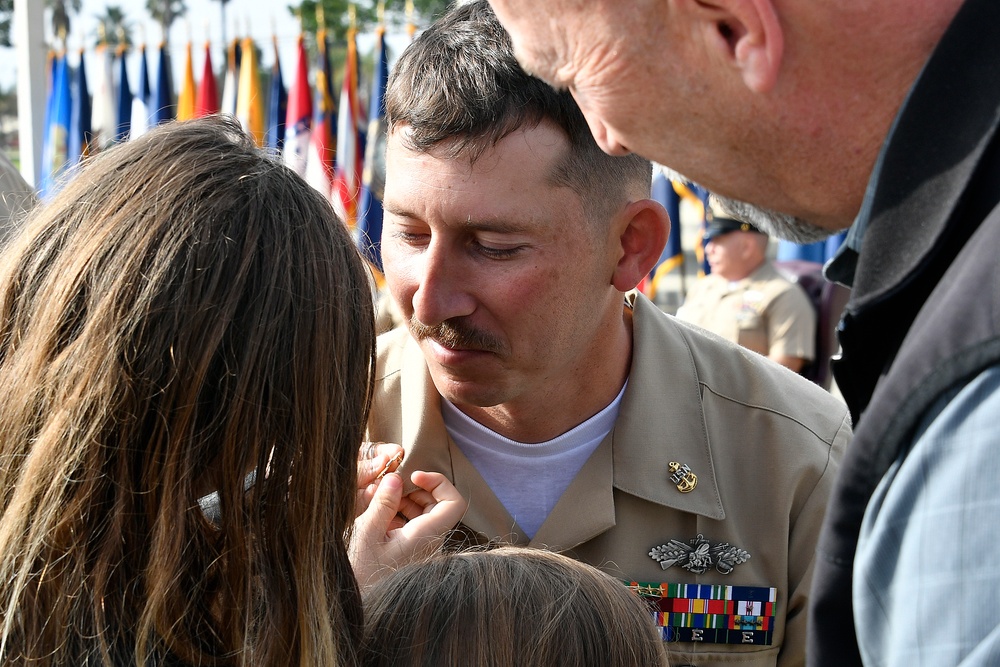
[0,116,375,666]
[360,546,668,666]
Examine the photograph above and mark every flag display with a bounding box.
[90,42,116,150]
[776,232,848,264]
[282,34,312,176]
[114,45,132,142]
[676,181,711,276]
[194,42,220,117]
[41,50,57,168]
[305,28,337,200]
[176,41,196,121]
[68,49,92,168]
[334,26,365,225]
[39,51,71,197]
[31,17,417,214]
[265,37,287,153]
[130,44,152,138]
[151,42,174,125]
[358,24,389,274]
[236,37,264,146]
[643,169,686,299]
[220,38,241,117]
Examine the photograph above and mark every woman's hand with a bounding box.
[350,469,467,588]
[356,442,405,518]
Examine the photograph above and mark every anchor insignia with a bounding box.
[668,461,698,493]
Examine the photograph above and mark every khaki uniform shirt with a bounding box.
[677,262,816,361]
[367,293,850,667]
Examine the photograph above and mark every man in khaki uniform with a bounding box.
[677,204,816,372]
[368,3,850,666]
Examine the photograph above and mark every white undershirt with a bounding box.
[441,382,627,539]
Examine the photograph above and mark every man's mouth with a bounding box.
[409,318,506,356]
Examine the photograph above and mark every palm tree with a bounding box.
[293,0,452,41]
[47,0,82,44]
[95,5,133,49]
[146,0,186,45]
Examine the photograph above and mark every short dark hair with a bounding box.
[385,0,651,222]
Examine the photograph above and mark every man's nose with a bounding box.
[411,243,476,327]
[576,103,630,157]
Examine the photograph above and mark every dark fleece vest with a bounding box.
[808,0,1000,664]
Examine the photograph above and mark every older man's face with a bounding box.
[489,0,675,158]
[488,0,836,244]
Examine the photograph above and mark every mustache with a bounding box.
[409,319,506,355]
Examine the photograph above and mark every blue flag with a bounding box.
[131,44,153,138]
[357,26,389,275]
[776,231,848,264]
[68,49,92,168]
[152,42,174,124]
[643,170,686,299]
[265,39,287,153]
[115,47,132,142]
[674,181,711,276]
[40,52,72,197]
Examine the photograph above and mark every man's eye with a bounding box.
[475,243,522,259]
[392,231,429,246]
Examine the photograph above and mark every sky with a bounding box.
[1,1,411,91]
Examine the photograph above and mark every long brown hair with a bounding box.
[0,117,374,666]
[360,547,669,667]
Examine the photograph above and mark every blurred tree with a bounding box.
[48,0,83,45]
[95,5,133,48]
[0,83,15,119]
[0,0,11,47]
[0,83,16,154]
[292,0,452,41]
[146,0,187,44]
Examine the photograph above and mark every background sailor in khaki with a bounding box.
[677,202,816,372]
[367,3,851,666]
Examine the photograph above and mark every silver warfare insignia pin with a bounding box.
[649,533,751,574]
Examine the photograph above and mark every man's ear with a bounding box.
[611,198,671,292]
[691,0,784,93]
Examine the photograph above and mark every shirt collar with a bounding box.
[616,293,725,519]
[395,296,726,521]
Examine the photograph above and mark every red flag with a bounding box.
[195,42,219,116]
[282,34,312,176]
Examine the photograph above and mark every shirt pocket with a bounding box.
[735,310,768,355]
